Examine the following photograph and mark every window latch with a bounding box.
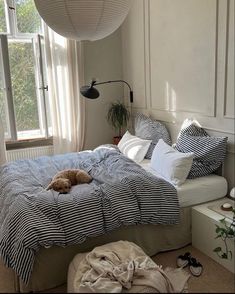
[39,85,48,91]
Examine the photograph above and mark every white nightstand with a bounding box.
[192,198,235,273]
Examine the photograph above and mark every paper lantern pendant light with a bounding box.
[34,0,132,41]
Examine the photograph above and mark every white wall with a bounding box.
[122,0,234,190]
[83,29,124,150]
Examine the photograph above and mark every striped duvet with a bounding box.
[0,145,179,284]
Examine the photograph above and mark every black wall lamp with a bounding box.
[80,79,133,103]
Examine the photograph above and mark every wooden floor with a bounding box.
[40,245,235,293]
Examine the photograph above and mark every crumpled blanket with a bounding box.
[74,241,190,293]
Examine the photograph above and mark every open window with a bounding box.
[0,0,51,142]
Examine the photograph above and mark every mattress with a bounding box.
[139,159,228,208]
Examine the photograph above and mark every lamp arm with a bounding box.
[94,80,131,91]
[93,80,133,103]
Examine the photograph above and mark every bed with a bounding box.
[0,144,228,293]
[1,114,228,293]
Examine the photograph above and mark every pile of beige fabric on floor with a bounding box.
[69,240,190,293]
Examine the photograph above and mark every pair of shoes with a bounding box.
[177,252,203,277]
[176,252,191,268]
[188,257,203,277]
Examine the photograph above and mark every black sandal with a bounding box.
[189,257,203,277]
[176,252,191,268]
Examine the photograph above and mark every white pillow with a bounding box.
[118,131,152,163]
[150,139,194,186]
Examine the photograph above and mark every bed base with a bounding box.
[0,207,191,293]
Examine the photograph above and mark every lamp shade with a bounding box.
[34,0,132,41]
[80,85,100,99]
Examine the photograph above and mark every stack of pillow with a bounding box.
[117,113,228,187]
[118,113,171,163]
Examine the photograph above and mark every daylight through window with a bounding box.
[0,0,51,141]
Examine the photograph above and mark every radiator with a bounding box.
[7,145,54,162]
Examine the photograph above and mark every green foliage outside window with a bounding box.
[9,42,40,131]
[0,1,7,33]
[15,0,41,34]
[0,98,7,133]
[0,0,44,134]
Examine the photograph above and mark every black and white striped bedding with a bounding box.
[0,145,179,284]
[174,122,228,178]
[134,113,172,159]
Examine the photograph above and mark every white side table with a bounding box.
[192,198,235,273]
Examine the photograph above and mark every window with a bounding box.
[0,0,51,141]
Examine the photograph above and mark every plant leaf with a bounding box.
[107,101,130,136]
[213,247,222,252]
[215,227,223,233]
[215,234,222,239]
[228,228,235,236]
[219,218,226,225]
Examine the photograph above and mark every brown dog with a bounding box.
[46,169,92,193]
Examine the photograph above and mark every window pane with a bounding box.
[0,71,8,134]
[0,39,10,138]
[0,0,8,33]
[16,0,41,34]
[8,40,41,138]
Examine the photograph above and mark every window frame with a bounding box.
[0,0,50,142]
[0,34,17,140]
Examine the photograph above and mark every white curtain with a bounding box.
[0,117,6,165]
[44,25,85,154]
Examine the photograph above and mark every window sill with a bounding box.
[6,137,53,151]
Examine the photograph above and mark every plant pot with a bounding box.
[113,136,122,145]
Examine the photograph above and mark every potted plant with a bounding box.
[107,101,130,145]
[213,208,235,259]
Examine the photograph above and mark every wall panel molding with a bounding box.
[144,0,151,110]
[148,0,218,117]
[223,0,235,119]
[121,0,147,110]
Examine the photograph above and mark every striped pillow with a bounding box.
[134,113,171,159]
[175,120,228,178]
[176,119,209,138]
